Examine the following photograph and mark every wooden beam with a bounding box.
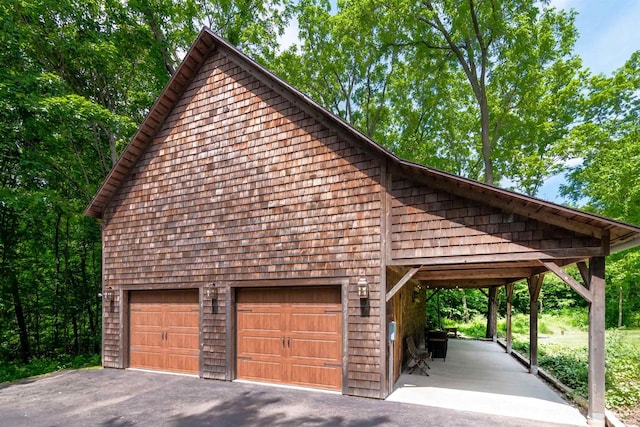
[528,275,543,374]
[601,229,611,256]
[487,286,499,341]
[413,267,533,281]
[386,266,421,302]
[422,278,514,289]
[478,288,489,298]
[577,261,591,289]
[542,261,593,303]
[389,247,604,267]
[588,257,606,426]
[417,260,542,271]
[505,283,514,354]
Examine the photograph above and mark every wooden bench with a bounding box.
[445,327,458,338]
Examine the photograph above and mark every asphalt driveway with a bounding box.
[0,368,572,426]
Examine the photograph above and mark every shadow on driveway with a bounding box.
[0,368,567,426]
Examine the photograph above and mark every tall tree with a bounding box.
[562,51,640,327]
[1,0,293,363]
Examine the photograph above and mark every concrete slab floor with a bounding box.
[387,339,588,426]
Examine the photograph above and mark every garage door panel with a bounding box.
[130,330,164,348]
[166,331,199,350]
[129,290,199,375]
[290,338,340,361]
[289,312,341,334]
[237,311,282,332]
[238,335,283,358]
[165,352,199,374]
[130,350,163,371]
[238,359,283,382]
[130,308,163,325]
[236,287,342,391]
[289,363,341,390]
[165,311,199,331]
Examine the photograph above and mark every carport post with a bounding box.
[505,283,514,354]
[527,275,542,375]
[587,256,606,427]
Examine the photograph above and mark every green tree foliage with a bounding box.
[277,0,583,193]
[562,51,640,328]
[0,0,290,363]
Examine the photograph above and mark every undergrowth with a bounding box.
[0,354,100,383]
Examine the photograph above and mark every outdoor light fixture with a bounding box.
[104,287,114,300]
[206,286,218,300]
[357,278,369,298]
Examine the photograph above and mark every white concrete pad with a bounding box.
[387,339,587,426]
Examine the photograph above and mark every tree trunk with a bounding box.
[479,94,493,185]
[462,290,470,323]
[437,291,442,330]
[619,286,623,328]
[10,271,30,363]
[53,210,62,350]
[485,286,497,340]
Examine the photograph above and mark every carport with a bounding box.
[387,339,587,425]
[382,164,640,427]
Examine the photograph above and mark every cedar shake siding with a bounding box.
[390,176,602,262]
[101,50,384,397]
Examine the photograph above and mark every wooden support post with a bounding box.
[588,256,606,427]
[528,275,543,375]
[505,283,514,354]
[486,286,498,341]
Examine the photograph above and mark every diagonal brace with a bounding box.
[542,261,593,303]
[386,266,421,302]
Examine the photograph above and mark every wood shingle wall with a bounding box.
[390,177,601,261]
[101,51,385,397]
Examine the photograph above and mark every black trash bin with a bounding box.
[426,330,448,361]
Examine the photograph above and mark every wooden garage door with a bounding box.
[129,290,199,374]
[236,287,342,391]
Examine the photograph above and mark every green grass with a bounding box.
[0,354,101,384]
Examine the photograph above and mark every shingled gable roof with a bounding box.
[85,27,640,252]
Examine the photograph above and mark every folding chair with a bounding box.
[406,336,430,376]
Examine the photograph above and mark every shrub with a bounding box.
[605,332,640,409]
[538,344,588,396]
[0,354,100,383]
[457,315,487,338]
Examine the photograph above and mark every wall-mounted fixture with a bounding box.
[357,277,369,299]
[205,286,218,300]
[104,286,114,300]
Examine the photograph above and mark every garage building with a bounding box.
[86,28,640,425]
